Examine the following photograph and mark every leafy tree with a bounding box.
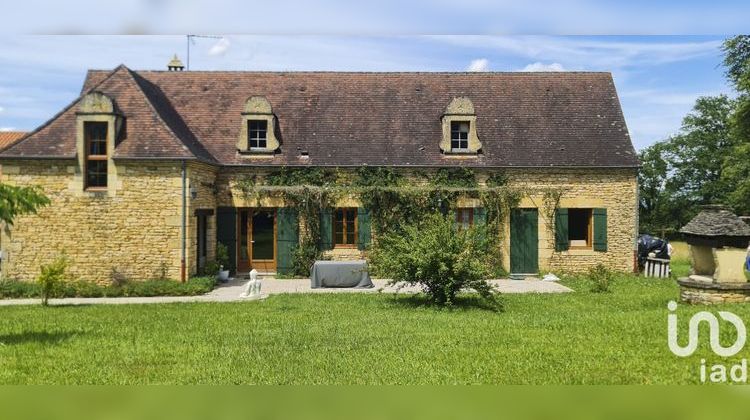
[722,35,750,88]
[0,183,50,226]
[721,35,750,213]
[638,95,738,234]
[665,96,738,204]
[370,212,500,309]
[638,141,670,233]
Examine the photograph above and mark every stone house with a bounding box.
[0,64,639,283]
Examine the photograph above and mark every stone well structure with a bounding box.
[677,205,750,304]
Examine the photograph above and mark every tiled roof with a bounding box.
[0,131,27,151]
[2,66,639,168]
[681,205,750,237]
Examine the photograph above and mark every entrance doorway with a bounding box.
[237,209,276,272]
[510,208,539,276]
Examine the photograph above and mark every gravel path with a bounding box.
[0,278,572,306]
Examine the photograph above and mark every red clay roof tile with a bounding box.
[2,67,639,168]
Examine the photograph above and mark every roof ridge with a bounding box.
[1,65,128,156]
[126,69,217,163]
[85,69,612,75]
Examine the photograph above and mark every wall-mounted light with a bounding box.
[190,185,198,200]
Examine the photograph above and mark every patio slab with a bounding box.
[0,277,572,306]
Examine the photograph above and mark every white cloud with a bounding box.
[520,62,565,72]
[0,127,16,132]
[0,106,4,113]
[208,37,231,56]
[466,58,489,72]
[431,36,721,71]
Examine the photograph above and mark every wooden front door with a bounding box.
[510,208,539,276]
[250,209,276,272]
[237,209,277,272]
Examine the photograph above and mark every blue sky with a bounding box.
[0,35,735,150]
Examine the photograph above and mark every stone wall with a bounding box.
[214,167,638,274]
[0,163,637,282]
[0,160,184,284]
[679,282,750,304]
[504,168,638,273]
[186,162,218,276]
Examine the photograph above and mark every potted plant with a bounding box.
[216,243,230,282]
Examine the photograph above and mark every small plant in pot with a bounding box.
[216,243,231,282]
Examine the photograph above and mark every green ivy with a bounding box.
[486,171,509,187]
[266,166,338,186]
[237,167,558,277]
[353,166,403,187]
[432,167,477,188]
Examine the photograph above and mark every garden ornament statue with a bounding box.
[542,273,560,282]
[241,269,262,299]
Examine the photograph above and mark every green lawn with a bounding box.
[1,275,749,384]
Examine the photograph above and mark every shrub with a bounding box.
[0,279,39,298]
[119,277,216,297]
[203,261,221,276]
[589,263,614,293]
[371,212,500,308]
[37,256,69,306]
[0,276,216,300]
[216,243,230,270]
[60,280,105,298]
[292,242,320,277]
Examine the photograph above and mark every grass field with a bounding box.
[2,274,750,384]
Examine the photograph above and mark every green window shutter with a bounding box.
[593,208,608,252]
[473,207,487,225]
[319,208,333,251]
[473,207,488,247]
[216,207,237,273]
[357,207,371,250]
[554,208,569,252]
[277,208,299,275]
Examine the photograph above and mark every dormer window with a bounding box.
[238,96,279,154]
[76,91,120,194]
[84,121,108,189]
[440,97,482,155]
[248,120,268,149]
[451,121,469,151]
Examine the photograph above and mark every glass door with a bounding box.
[250,209,276,272]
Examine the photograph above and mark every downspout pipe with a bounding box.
[634,171,640,273]
[181,160,187,283]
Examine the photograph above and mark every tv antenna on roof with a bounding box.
[186,34,223,70]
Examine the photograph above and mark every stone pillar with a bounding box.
[689,245,715,275]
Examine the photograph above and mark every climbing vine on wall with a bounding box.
[540,187,567,268]
[236,166,560,276]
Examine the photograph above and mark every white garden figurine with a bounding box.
[241,269,262,299]
[542,273,560,282]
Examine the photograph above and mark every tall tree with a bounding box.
[638,95,738,234]
[665,95,738,204]
[721,36,750,214]
[638,141,670,233]
[722,35,750,88]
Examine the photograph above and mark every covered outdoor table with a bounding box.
[310,260,373,288]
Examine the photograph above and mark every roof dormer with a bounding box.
[75,91,122,194]
[440,97,482,154]
[237,96,279,154]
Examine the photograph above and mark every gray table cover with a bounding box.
[310,260,374,288]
